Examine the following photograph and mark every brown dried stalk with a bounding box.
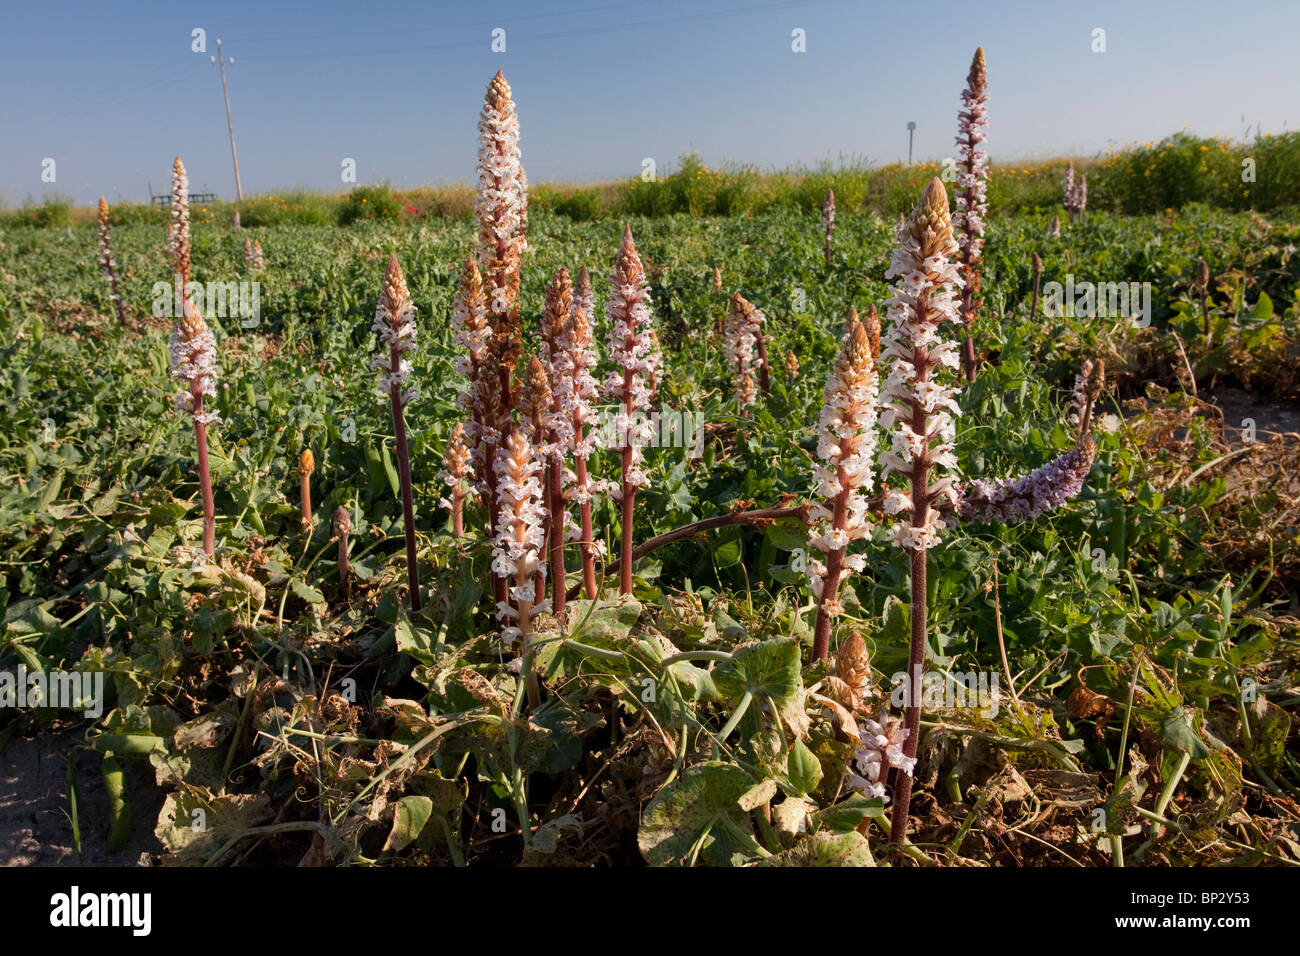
[334,506,352,603]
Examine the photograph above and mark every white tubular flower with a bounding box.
[604,225,660,498]
[807,319,879,617]
[451,256,495,489]
[725,293,759,411]
[823,187,835,233]
[846,710,916,802]
[491,426,549,640]
[252,240,263,270]
[243,236,253,266]
[541,268,576,461]
[1063,161,1075,211]
[371,254,418,408]
[170,298,220,426]
[878,178,964,552]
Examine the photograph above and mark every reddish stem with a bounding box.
[192,397,215,558]
[389,359,421,613]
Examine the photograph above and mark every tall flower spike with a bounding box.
[863,303,882,362]
[879,178,964,845]
[96,197,126,325]
[541,269,576,615]
[847,711,916,803]
[1063,162,1075,222]
[1049,214,1061,238]
[334,506,353,603]
[372,255,422,612]
[562,286,606,598]
[438,422,472,538]
[169,297,220,556]
[725,294,759,413]
[477,70,528,409]
[712,265,723,295]
[955,46,989,382]
[492,425,549,708]
[605,225,661,595]
[169,157,191,293]
[808,319,879,660]
[451,256,494,496]
[244,236,253,266]
[252,240,264,270]
[823,187,836,268]
[959,436,1096,525]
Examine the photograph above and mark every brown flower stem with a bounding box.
[300,473,313,533]
[549,458,566,616]
[755,333,771,395]
[338,531,351,601]
[1031,256,1042,320]
[193,398,215,558]
[520,599,541,709]
[619,362,635,595]
[389,367,421,613]
[889,546,927,850]
[575,456,598,598]
[452,490,465,538]
[961,335,978,383]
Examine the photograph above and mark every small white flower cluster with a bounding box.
[807,322,878,616]
[169,301,220,426]
[476,71,528,314]
[243,236,253,266]
[1064,163,1087,220]
[604,227,661,497]
[371,258,418,408]
[491,428,551,645]
[724,294,760,411]
[823,188,835,233]
[954,50,988,256]
[846,710,916,802]
[878,184,965,552]
[96,201,117,296]
[252,240,264,270]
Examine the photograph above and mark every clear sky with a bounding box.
[2,0,1296,205]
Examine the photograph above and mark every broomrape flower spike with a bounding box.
[878,177,964,845]
[438,423,472,538]
[542,269,575,615]
[169,157,191,293]
[372,254,422,612]
[955,47,989,383]
[725,294,760,413]
[808,319,879,661]
[298,449,315,533]
[847,711,916,803]
[334,506,353,603]
[451,256,494,497]
[605,225,662,595]
[96,197,126,325]
[476,70,528,612]
[561,275,605,598]
[492,425,549,709]
[169,297,220,556]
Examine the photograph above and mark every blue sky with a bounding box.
[2,0,1296,205]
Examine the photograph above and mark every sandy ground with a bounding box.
[0,725,162,866]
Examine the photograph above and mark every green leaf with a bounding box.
[383,795,434,852]
[1249,292,1273,319]
[714,637,801,709]
[290,579,325,605]
[786,738,823,795]
[812,793,888,832]
[639,762,759,867]
[760,830,875,866]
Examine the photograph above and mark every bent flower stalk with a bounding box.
[170,297,220,557]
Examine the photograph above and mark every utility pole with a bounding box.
[211,40,243,200]
[906,121,916,166]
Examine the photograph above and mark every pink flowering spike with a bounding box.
[169,297,220,556]
[955,47,988,382]
[438,422,472,537]
[808,319,879,661]
[823,187,836,268]
[492,425,548,708]
[374,255,422,612]
[168,157,191,292]
[879,178,963,847]
[605,225,661,596]
[451,256,495,500]
[725,294,759,413]
[563,288,603,598]
[959,436,1097,524]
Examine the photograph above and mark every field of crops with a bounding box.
[3,70,1300,870]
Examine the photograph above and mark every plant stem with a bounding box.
[389,375,421,613]
[193,399,215,557]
